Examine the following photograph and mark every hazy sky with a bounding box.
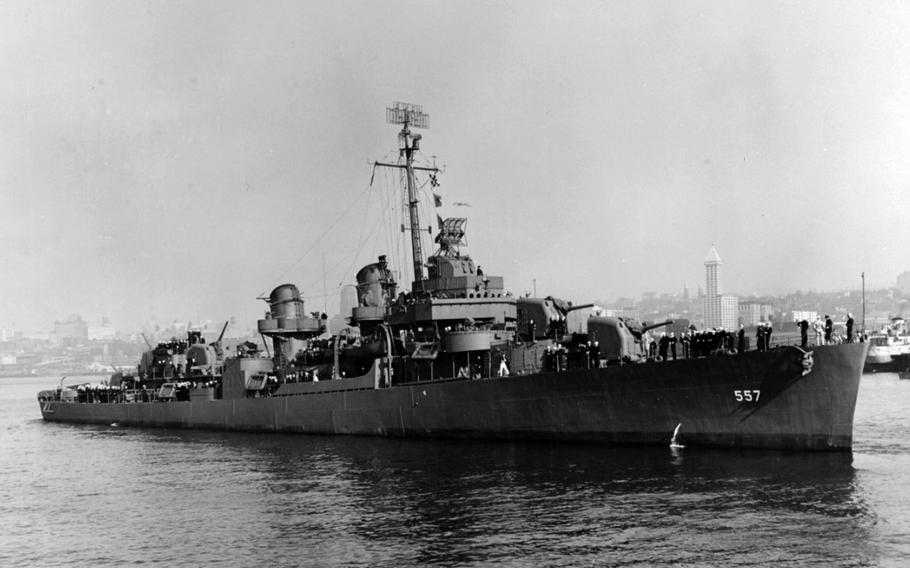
[3,1,909,332]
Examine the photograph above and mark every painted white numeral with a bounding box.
[734,389,761,402]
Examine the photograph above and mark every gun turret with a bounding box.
[586,318,673,363]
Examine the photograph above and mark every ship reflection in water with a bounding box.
[55,426,875,567]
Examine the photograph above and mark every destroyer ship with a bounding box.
[38,103,867,451]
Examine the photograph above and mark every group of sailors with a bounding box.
[754,322,775,351]
[643,328,744,360]
[71,382,124,403]
[535,324,783,371]
[69,379,217,403]
[642,325,782,360]
[799,314,861,348]
[543,341,601,372]
[152,338,190,356]
[278,368,328,383]
[641,316,863,363]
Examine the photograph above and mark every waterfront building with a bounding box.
[88,323,117,341]
[53,315,88,347]
[740,302,775,326]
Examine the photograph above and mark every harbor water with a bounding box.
[2,374,909,567]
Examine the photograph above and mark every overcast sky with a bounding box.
[2,1,909,331]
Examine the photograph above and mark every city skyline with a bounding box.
[3,3,910,332]
[2,238,907,335]
[5,271,904,337]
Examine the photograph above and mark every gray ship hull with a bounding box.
[39,343,866,451]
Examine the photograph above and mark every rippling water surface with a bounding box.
[2,374,910,567]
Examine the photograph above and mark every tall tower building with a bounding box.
[898,270,910,294]
[704,246,722,327]
[704,246,738,329]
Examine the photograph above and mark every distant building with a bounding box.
[88,323,117,341]
[600,307,642,320]
[789,310,818,323]
[704,246,738,329]
[719,296,739,329]
[740,302,774,326]
[54,315,88,346]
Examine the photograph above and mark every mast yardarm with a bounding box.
[374,102,438,291]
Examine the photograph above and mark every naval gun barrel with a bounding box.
[566,303,595,313]
[641,319,674,333]
[620,318,674,340]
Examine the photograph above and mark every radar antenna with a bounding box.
[434,217,468,257]
[374,102,439,291]
[386,101,429,129]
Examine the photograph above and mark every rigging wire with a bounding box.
[381,164,408,285]
[294,162,409,307]
[300,199,388,302]
[298,179,377,296]
[260,182,373,299]
[342,207,387,283]
[262,145,444,311]
[262,145,401,299]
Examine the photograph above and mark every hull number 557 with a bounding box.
[734,390,761,402]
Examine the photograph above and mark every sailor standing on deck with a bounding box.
[846,313,855,342]
[814,317,825,346]
[498,353,510,376]
[825,315,833,344]
[799,319,809,349]
[658,333,669,361]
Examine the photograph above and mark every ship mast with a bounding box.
[375,102,437,292]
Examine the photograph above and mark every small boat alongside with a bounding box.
[863,319,910,372]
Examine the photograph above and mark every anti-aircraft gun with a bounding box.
[586,316,674,363]
[184,321,229,377]
[138,334,189,379]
